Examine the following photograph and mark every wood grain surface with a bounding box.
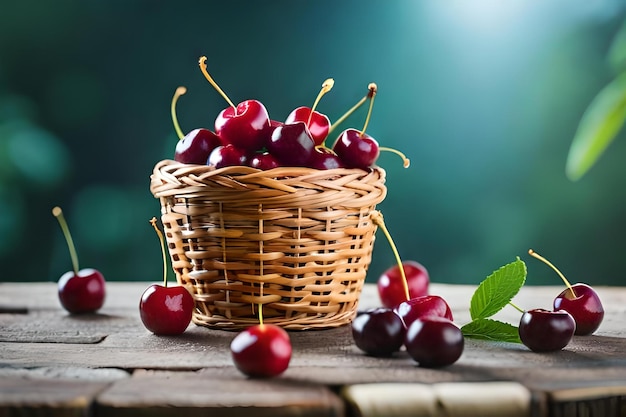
[1,282,625,416]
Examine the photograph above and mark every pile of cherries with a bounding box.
[173,57,408,171]
[353,260,464,368]
[515,249,604,352]
[352,211,464,368]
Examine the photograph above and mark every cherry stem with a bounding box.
[258,207,265,327]
[198,56,236,109]
[258,282,264,327]
[370,211,410,301]
[52,207,79,275]
[327,83,376,137]
[150,217,169,288]
[359,83,377,138]
[378,147,411,168]
[508,301,525,314]
[171,87,187,140]
[528,249,576,298]
[307,78,334,127]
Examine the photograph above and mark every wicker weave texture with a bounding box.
[150,160,387,330]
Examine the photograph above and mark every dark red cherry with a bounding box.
[174,128,223,165]
[378,261,430,309]
[333,128,380,170]
[231,324,292,378]
[285,107,330,146]
[351,308,405,357]
[214,99,271,152]
[53,207,106,314]
[249,152,280,170]
[404,317,464,367]
[307,147,346,170]
[207,144,247,168]
[553,283,604,335]
[528,249,604,336]
[58,269,106,314]
[395,295,453,329]
[266,122,315,166]
[139,284,194,335]
[518,308,576,352]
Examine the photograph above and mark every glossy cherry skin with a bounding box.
[518,309,576,352]
[215,100,271,152]
[351,308,405,357]
[58,268,106,314]
[249,152,280,170]
[404,317,464,368]
[378,261,430,309]
[266,122,315,166]
[207,144,248,168]
[395,295,453,329]
[553,283,604,335]
[231,324,292,378]
[333,128,380,169]
[307,147,346,170]
[139,284,195,335]
[174,128,223,165]
[285,106,330,146]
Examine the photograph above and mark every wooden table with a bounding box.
[1,282,625,417]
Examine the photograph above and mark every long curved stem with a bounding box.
[370,211,409,301]
[52,207,79,274]
[150,217,168,287]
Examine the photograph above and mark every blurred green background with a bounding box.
[1,0,625,286]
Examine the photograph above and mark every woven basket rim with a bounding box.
[152,158,385,178]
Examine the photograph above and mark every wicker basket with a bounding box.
[149,159,387,330]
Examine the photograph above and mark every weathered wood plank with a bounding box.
[0,377,108,417]
[96,369,344,417]
[1,282,626,417]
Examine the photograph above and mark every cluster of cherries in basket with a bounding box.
[172,57,408,171]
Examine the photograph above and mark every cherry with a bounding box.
[170,87,222,164]
[52,207,106,314]
[554,284,604,336]
[285,78,334,145]
[199,56,270,152]
[207,144,248,168]
[333,128,380,170]
[404,317,464,368]
[249,152,280,170]
[230,294,292,378]
[351,308,405,357]
[528,249,604,335]
[175,128,223,165]
[306,147,346,170]
[370,211,417,308]
[231,323,292,378]
[518,308,576,352]
[395,295,453,329]
[214,100,271,152]
[139,218,194,335]
[266,121,315,166]
[140,285,194,335]
[378,260,430,309]
[332,83,410,170]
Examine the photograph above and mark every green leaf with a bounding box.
[469,258,526,320]
[608,20,626,74]
[461,318,521,344]
[566,71,626,181]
